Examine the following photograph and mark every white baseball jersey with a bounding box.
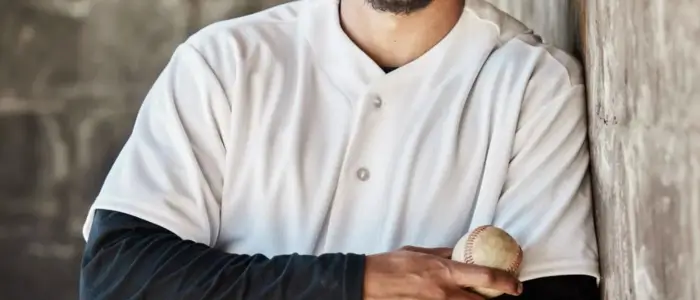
[83,0,600,282]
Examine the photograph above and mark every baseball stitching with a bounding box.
[465,225,522,275]
[463,225,488,264]
[507,246,523,274]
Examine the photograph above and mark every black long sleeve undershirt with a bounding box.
[80,209,600,300]
[80,209,365,300]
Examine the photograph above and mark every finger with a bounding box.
[448,263,522,296]
[446,288,485,300]
[400,246,453,258]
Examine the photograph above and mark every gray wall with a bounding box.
[582,0,700,299]
[2,0,699,299]
[0,1,288,299]
[493,0,700,299]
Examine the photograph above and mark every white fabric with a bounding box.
[83,0,600,282]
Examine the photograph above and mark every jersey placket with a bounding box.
[319,73,415,254]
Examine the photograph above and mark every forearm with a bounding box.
[80,209,365,300]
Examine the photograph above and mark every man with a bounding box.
[80,0,600,299]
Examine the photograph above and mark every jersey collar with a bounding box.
[299,0,502,100]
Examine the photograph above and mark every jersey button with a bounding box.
[356,167,371,181]
[373,97,382,108]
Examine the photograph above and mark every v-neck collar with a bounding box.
[300,0,502,100]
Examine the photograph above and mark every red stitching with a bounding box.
[465,225,523,276]
[507,246,523,275]
[464,225,489,264]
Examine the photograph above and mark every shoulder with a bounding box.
[466,0,583,88]
[176,1,306,71]
[188,1,304,45]
[465,0,585,126]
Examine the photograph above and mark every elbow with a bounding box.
[79,210,157,300]
[79,262,100,300]
[79,232,139,300]
[79,245,119,300]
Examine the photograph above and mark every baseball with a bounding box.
[451,225,523,298]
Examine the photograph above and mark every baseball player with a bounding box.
[80,0,600,299]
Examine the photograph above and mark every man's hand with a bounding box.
[364,246,522,300]
[400,246,454,259]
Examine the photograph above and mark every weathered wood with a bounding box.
[493,1,700,299]
[581,0,700,299]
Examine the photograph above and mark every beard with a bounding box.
[365,0,434,14]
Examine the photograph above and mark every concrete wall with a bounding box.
[1,0,699,299]
[0,1,288,299]
[581,0,700,299]
[493,0,700,299]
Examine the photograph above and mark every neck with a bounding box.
[340,0,464,68]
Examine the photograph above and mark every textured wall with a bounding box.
[494,0,700,299]
[0,1,288,299]
[581,0,700,299]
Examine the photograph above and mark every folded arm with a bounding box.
[82,210,598,300]
[80,209,365,300]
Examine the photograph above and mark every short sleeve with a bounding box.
[492,60,599,282]
[82,43,230,246]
